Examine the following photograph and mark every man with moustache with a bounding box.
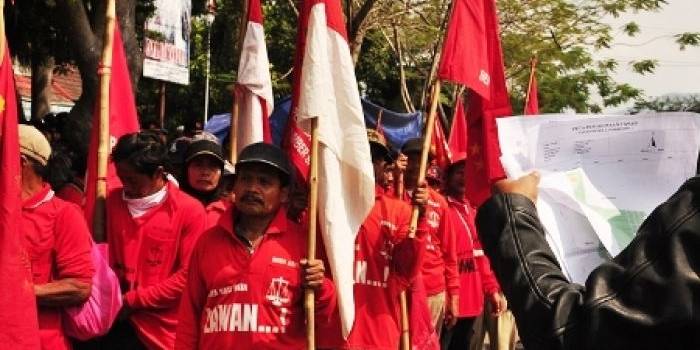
[175,142,336,349]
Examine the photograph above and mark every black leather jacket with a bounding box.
[476,177,700,350]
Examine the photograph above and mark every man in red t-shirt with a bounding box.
[400,138,459,336]
[176,142,336,349]
[441,158,507,350]
[18,125,94,350]
[103,132,207,350]
[341,130,427,350]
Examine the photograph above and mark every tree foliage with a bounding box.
[4,0,699,144]
[631,94,700,114]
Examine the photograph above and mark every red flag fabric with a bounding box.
[437,0,490,99]
[235,0,274,151]
[430,114,452,170]
[84,21,140,227]
[463,0,513,206]
[524,64,539,115]
[281,0,316,180]
[0,44,41,349]
[447,96,468,163]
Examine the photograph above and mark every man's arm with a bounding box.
[38,204,95,306]
[478,174,700,350]
[476,192,586,350]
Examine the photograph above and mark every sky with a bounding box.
[597,0,700,109]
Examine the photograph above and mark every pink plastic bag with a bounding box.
[63,243,122,340]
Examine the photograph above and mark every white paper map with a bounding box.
[497,113,700,283]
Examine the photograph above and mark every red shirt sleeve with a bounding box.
[476,254,500,295]
[174,235,207,350]
[314,277,337,326]
[438,200,459,297]
[125,202,207,309]
[54,203,94,283]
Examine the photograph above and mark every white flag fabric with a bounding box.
[236,0,274,149]
[294,0,375,338]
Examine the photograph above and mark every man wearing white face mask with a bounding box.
[102,131,206,350]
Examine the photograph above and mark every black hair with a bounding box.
[370,143,388,163]
[46,149,74,191]
[445,159,466,179]
[112,131,169,177]
[27,157,50,180]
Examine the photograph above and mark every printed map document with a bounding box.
[497,113,700,283]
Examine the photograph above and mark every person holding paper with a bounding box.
[477,172,700,349]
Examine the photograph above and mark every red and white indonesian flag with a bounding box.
[236,0,273,150]
[295,0,375,337]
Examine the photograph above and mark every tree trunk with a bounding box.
[54,0,140,156]
[349,27,367,66]
[117,0,143,92]
[31,55,54,121]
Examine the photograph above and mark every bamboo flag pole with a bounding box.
[523,57,537,110]
[409,80,441,230]
[399,79,442,350]
[304,118,320,350]
[230,88,241,163]
[230,0,249,163]
[93,0,116,243]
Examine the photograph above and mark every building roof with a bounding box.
[15,66,82,104]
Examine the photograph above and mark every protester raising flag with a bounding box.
[524,58,539,115]
[438,0,512,206]
[234,0,273,152]
[84,20,140,231]
[0,31,41,350]
[292,0,375,337]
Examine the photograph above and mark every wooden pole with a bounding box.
[230,0,248,163]
[523,57,537,111]
[398,80,441,350]
[304,118,320,350]
[409,80,441,232]
[229,89,240,162]
[159,82,166,129]
[92,0,116,243]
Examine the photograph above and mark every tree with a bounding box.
[631,94,700,114]
[5,0,157,156]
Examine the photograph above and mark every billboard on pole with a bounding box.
[143,0,191,85]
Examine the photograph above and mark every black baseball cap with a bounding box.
[401,137,424,155]
[185,139,224,166]
[236,142,292,177]
[367,129,393,162]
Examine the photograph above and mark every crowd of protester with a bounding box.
[17,113,700,350]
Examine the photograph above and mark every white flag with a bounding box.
[294,0,375,338]
[236,0,274,149]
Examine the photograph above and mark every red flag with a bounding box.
[447,95,468,163]
[235,0,274,151]
[430,113,452,170]
[281,0,317,180]
[524,60,539,115]
[84,21,140,227]
[0,44,41,349]
[437,0,490,99]
[463,0,513,206]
